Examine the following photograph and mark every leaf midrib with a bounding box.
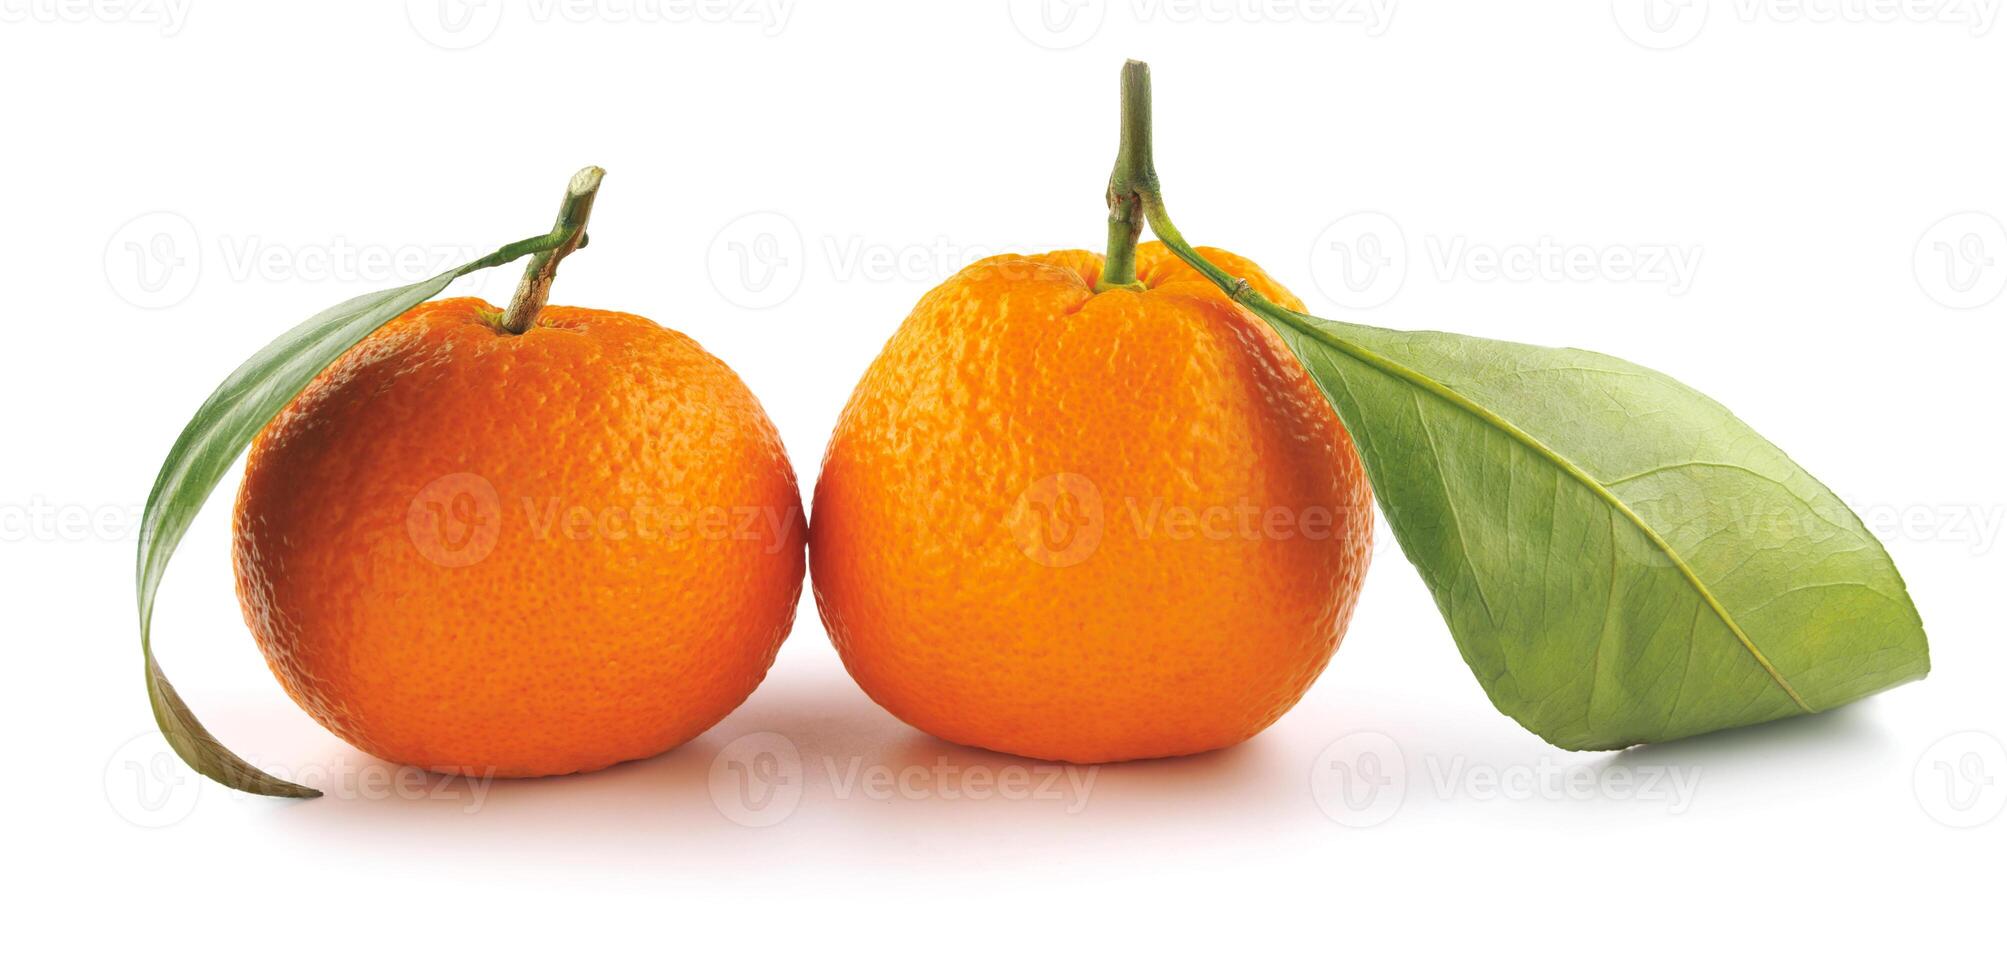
[1286,316,1814,715]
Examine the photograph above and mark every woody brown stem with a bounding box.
[499,166,604,334]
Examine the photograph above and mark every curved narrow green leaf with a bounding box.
[136,229,579,798]
[1157,237,1928,750]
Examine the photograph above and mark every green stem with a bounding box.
[1096,60,1158,293]
[1143,193,1299,325]
[499,166,605,334]
[1108,61,1301,325]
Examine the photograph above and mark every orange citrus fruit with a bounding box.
[232,297,805,777]
[809,242,1373,763]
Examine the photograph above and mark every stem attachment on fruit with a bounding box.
[1102,61,1304,327]
[499,166,605,335]
[1097,60,1159,293]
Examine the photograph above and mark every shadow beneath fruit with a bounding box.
[1599,701,1905,812]
[1618,701,1893,768]
[227,658,1911,868]
[252,654,1344,871]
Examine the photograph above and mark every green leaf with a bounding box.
[1096,59,1926,749]
[1157,239,1928,750]
[135,229,577,798]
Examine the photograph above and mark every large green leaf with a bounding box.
[1154,237,1929,749]
[135,228,583,798]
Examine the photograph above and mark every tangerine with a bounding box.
[232,297,805,776]
[809,242,1372,763]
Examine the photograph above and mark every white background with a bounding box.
[4,1,2002,975]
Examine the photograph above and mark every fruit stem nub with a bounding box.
[1097,61,1302,327]
[1097,60,1159,293]
[499,166,605,335]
